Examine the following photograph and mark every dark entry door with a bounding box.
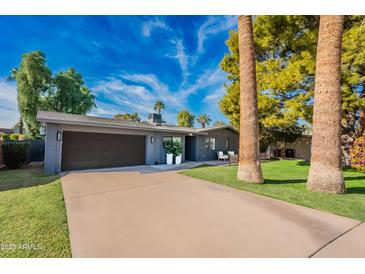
[61,131,146,171]
[185,136,197,161]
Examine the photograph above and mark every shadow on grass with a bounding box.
[190,164,215,169]
[264,178,306,185]
[295,161,310,167]
[347,187,365,194]
[0,165,58,192]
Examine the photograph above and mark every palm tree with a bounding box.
[196,114,212,128]
[307,16,346,193]
[154,100,165,114]
[236,15,263,184]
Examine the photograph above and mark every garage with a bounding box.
[61,131,146,171]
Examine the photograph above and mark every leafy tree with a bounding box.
[220,16,365,164]
[196,114,212,128]
[213,120,227,127]
[9,51,96,138]
[45,68,96,114]
[177,110,195,127]
[154,100,165,114]
[8,51,51,138]
[113,112,141,122]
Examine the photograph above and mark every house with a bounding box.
[37,111,239,175]
[269,133,312,161]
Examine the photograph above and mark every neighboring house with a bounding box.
[269,134,312,161]
[37,111,239,174]
[0,128,14,135]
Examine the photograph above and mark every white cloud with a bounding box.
[142,17,171,38]
[0,80,19,128]
[197,16,237,53]
[166,39,190,82]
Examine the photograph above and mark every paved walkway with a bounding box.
[61,165,363,258]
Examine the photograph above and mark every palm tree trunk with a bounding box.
[307,16,346,193]
[237,16,263,184]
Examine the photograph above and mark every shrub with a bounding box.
[350,136,365,172]
[1,133,10,141]
[9,134,20,141]
[1,142,31,169]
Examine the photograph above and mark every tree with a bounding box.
[177,110,195,127]
[307,16,346,194]
[236,16,264,184]
[9,51,96,138]
[9,51,51,138]
[154,100,165,114]
[113,112,141,122]
[220,15,365,166]
[46,68,95,114]
[196,114,212,128]
[213,120,227,127]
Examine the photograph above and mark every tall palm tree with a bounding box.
[307,16,346,193]
[237,15,263,184]
[196,114,211,128]
[154,100,165,114]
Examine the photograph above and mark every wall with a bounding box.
[0,140,3,166]
[43,123,188,174]
[270,136,311,161]
[195,128,239,161]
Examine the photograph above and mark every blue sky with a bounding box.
[0,16,237,128]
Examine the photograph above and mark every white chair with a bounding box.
[217,151,228,161]
[227,151,235,156]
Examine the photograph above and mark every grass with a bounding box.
[181,160,365,221]
[0,166,71,257]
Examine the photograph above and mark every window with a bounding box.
[163,136,172,148]
[205,137,216,150]
[163,136,182,148]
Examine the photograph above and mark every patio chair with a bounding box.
[227,151,235,156]
[217,151,228,161]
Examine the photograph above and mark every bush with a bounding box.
[350,136,365,172]
[1,133,10,141]
[9,134,20,141]
[1,142,31,169]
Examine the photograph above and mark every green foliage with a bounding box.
[113,112,141,122]
[164,140,182,156]
[350,136,365,172]
[9,134,20,141]
[45,68,96,114]
[1,133,10,141]
[2,142,31,169]
[213,121,227,127]
[177,110,195,127]
[154,100,165,114]
[196,114,212,128]
[173,141,182,156]
[220,16,365,148]
[9,51,96,139]
[10,51,51,138]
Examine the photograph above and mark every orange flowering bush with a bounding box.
[350,136,365,172]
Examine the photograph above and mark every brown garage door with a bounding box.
[61,131,146,171]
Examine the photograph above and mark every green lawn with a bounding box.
[0,166,71,257]
[181,160,365,221]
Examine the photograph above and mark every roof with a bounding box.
[37,111,209,135]
[0,128,14,134]
[196,125,239,134]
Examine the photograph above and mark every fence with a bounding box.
[2,139,45,162]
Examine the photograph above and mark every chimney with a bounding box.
[148,113,162,125]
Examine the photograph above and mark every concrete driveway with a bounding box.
[61,166,363,258]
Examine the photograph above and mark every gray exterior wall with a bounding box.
[270,136,312,161]
[195,128,239,161]
[43,122,187,175]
